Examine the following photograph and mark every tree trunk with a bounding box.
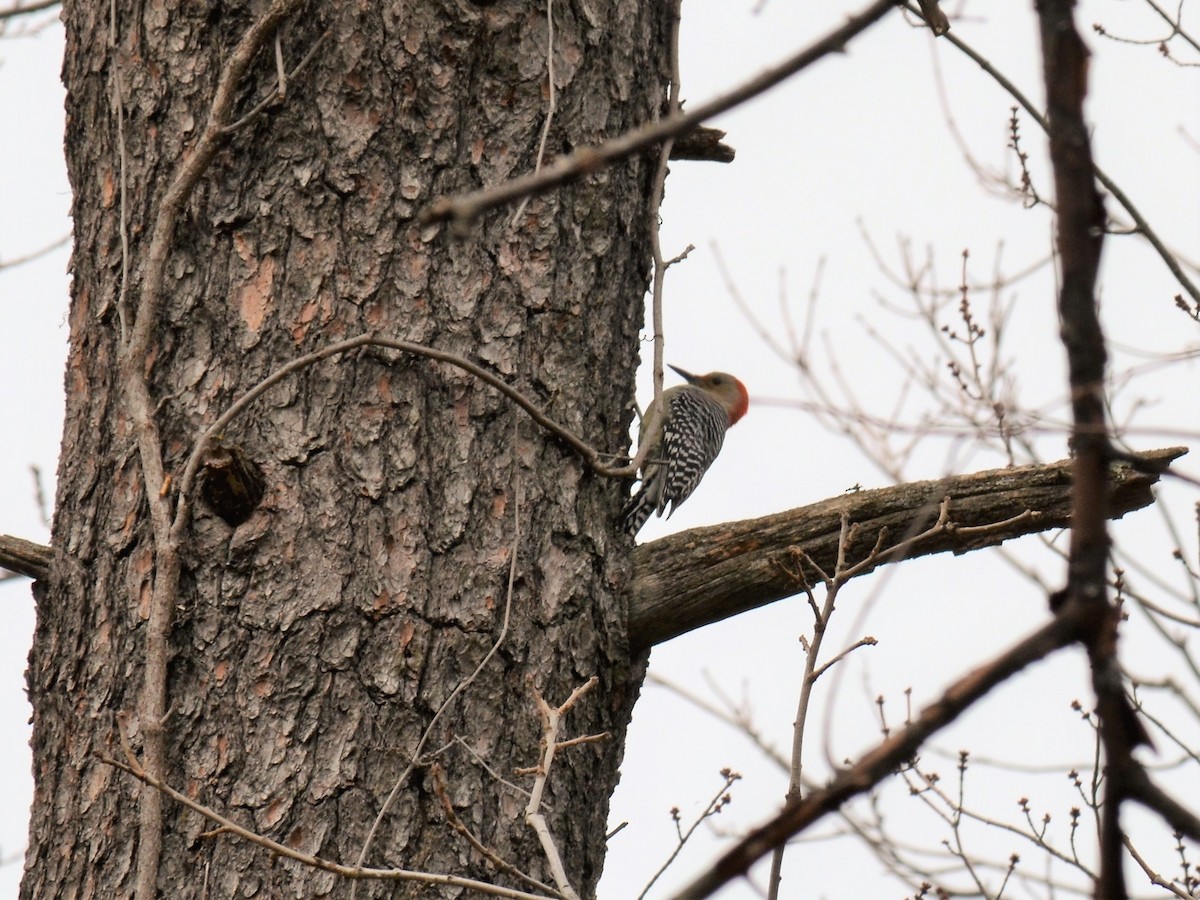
[25,1,667,896]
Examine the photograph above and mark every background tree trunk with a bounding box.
[24,1,667,896]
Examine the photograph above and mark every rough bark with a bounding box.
[27,1,668,897]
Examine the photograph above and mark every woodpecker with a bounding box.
[622,365,749,536]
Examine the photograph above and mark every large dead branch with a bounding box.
[629,447,1185,650]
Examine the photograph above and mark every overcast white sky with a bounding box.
[1,2,1197,897]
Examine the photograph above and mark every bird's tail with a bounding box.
[621,486,656,536]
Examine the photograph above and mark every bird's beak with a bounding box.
[668,364,699,384]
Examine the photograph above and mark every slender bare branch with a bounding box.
[1122,835,1193,900]
[904,0,1200,306]
[93,753,559,900]
[174,333,625,526]
[672,605,1089,899]
[638,771,741,900]
[221,29,329,134]
[107,3,311,896]
[421,0,899,227]
[0,0,58,21]
[0,232,70,270]
[509,0,557,226]
[431,764,563,898]
[524,678,600,900]
[127,0,309,361]
[1125,765,1200,844]
[635,0,691,509]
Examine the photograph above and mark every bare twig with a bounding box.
[421,0,898,227]
[431,764,562,897]
[671,607,1089,899]
[638,770,740,900]
[175,333,633,522]
[899,753,1098,883]
[450,735,535,802]
[29,465,50,529]
[110,0,131,341]
[769,501,973,897]
[1008,107,1044,209]
[905,0,1200,306]
[1093,0,1200,65]
[221,29,329,133]
[647,672,787,769]
[93,752,558,900]
[524,677,601,900]
[809,636,878,681]
[0,232,70,271]
[634,0,691,506]
[128,0,308,361]
[1122,834,1193,899]
[767,516,855,898]
[646,673,972,894]
[107,4,310,897]
[1143,0,1200,54]
[106,0,151,883]
[0,0,58,21]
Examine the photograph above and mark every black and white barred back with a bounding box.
[622,386,730,536]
